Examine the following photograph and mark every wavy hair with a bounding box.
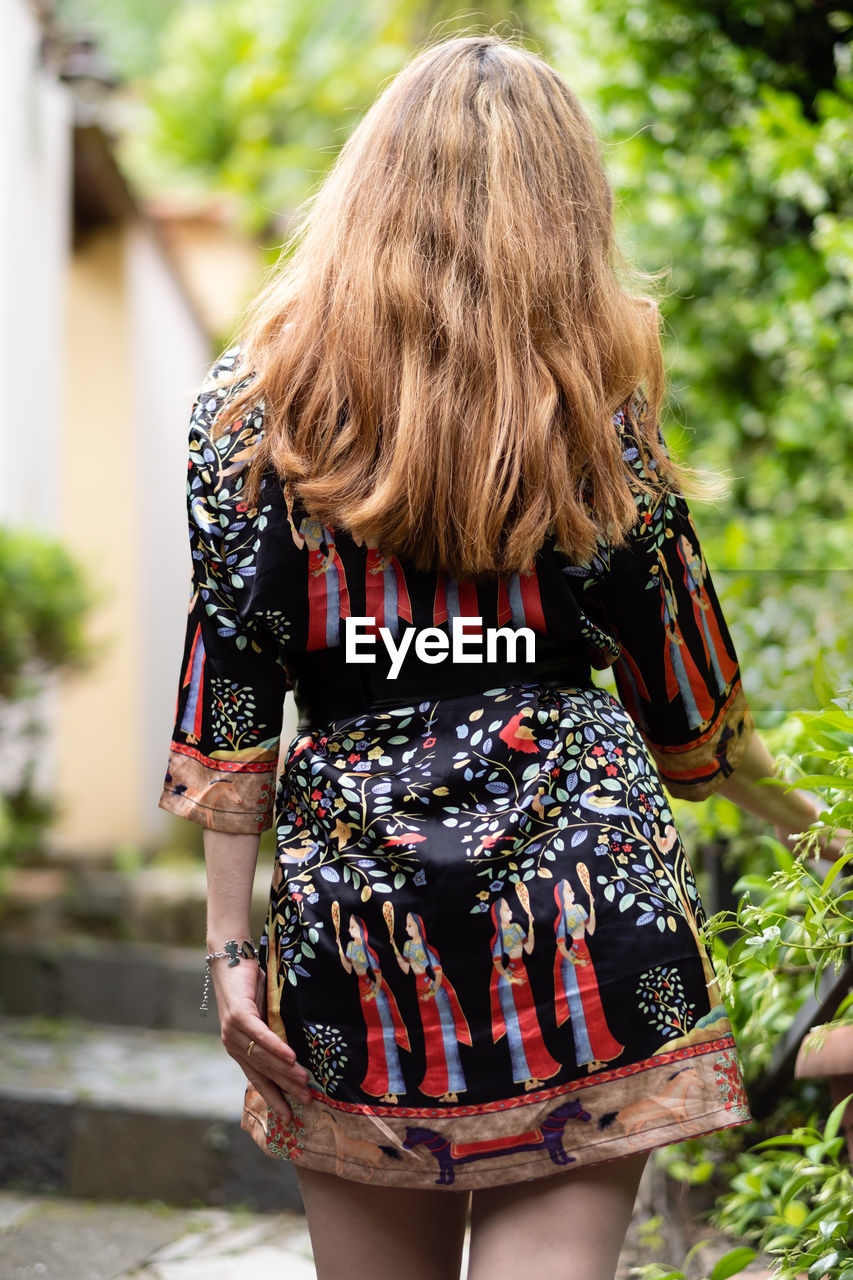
[214,34,676,578]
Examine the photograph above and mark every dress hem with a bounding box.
[240,1035,751,1190]
[244,1102,750,1190]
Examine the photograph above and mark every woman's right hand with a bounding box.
[213,958,312,1123]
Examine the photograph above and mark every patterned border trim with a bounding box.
[308,1035,738,1119]
[648,683,755,800]
[170,739,279,774]
[647,681,747,757]
[159,747,276,833]
[242,1038,751,1189]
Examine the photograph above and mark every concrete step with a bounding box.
[0,1018,299,1212]
[0,936,220,1035]
[0,857,272,947]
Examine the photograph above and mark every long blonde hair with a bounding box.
[215,34,675,579]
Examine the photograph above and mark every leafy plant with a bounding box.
[648,683,853,1278]
[0,528,94,866]
[706,688,853,1059]
[714,1098,853,1280]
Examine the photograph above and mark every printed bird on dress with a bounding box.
[498,708,539,753]
[578,787,643,822]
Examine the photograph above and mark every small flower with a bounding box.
[414,869,426,886]
[423,737,436,749]
[745,925,782,948]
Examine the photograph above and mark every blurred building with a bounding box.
[2,0,266,855]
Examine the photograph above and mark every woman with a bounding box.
[159,34,834,1280]
[388,910,471,1102]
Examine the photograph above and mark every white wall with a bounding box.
[0,1,72,528]
[125,221,213,840]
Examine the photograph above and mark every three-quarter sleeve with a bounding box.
[158,355,291,833]
[579,400,755,800]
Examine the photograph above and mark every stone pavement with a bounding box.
[0,1192,319,1280]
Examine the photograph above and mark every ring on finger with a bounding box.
[247,1039,256,1057]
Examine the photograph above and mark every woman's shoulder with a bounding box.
[188,344,265,467]
[611,387,677,501]
[192,344,259,425]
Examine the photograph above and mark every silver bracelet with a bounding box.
[200,938,258,1015]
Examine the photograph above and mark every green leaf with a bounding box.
[782,1200,809,1226]
[789,774,852,791]
[821,849,853,892]
[779,1171,813,1207]
[823,1091,853,1144]
[814,651,838,707]
[809,1253,841,1278]
[710,1248,757,1280]
[754,1133,815,1150]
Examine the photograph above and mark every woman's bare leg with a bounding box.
[466,1152,648,1280]
[297,1166,471,1280]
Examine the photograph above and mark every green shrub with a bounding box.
[0,528,94,865]
[650,683,853,1279]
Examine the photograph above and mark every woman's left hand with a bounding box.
[213,957,312,1124]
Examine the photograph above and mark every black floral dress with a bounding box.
[160,348,754,1189]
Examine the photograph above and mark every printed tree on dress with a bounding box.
[635,965,697,1040]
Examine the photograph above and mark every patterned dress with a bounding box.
[159,347,754,1189]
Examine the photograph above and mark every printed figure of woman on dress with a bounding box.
[335,908,410,1103]
[553,873,624,1073]
[386,908,472,1103]
[489,886,561,1091]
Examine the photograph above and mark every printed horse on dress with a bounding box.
[403,1098,592,1185]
